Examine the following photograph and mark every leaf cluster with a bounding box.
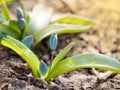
[0,2,92,49]
[1,35,120,83]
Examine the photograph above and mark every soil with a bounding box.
[0,0,120,90]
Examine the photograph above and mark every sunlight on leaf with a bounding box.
[0,0,14,4]
[54,16,93,26]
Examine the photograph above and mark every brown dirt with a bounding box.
[0,0,120,90]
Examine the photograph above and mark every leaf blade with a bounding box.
[0,0,14,4]
[54,16,93,25]
[0,15,6,24]
[0,25,20,39]
[49,43,74,72]
[2,1,10,20]
[1,35,40,78]
[33,24,90,49]
[9,20,21,35]
[45,54,120,82]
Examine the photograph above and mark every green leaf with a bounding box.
[45,54,120,82]
[1,20,21,38]
[40,60,48,77]
[0,25,20,39]
[49,43,74,72]
[2,1,10,20]
[54,16,93,25]
[33,24,90,49]
[28,4,53,34]
[0,0,14,4]
[1,35,40,78]
[8,20,21,35]
[0,15,6,24]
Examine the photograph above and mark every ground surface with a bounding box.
[0,0,120,90]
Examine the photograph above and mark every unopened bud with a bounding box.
[18,18,26,31]
[16,8,24,19]
[48,33,58,50]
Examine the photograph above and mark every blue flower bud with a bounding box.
[40,60,48,76]
[49,33,58,50]
[18,18,26,31]
[16,8,24,19]
[21,35,34,48]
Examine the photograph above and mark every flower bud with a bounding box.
[40,60,48,76]
[18,18,26,31]
[49,33,58,50]
[21,35,34,48]
[16,8,24,19]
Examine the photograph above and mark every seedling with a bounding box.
[1,35,120,83]
[0,1,93,50]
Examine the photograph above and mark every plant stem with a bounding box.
[51,50,56,60]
